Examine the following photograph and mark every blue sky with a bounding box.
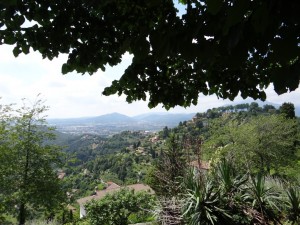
[1,44,299,118]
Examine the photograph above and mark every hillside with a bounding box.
[59,101,299,194]
[34,101,300,225]
[48,112,195,135]
[48,113,135,125]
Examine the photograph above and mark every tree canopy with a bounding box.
[204,114,299,176]
[0,0,299,108]
[279,102,296,119]
[0,98,65,225]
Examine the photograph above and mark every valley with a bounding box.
[48,112,195,135]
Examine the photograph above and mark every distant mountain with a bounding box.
[47,112,195,135]
[88,113,136,124]
[133,113,195,126]
[48,113,135,125]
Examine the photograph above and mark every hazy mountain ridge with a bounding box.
[48,113,136,125]
[47,101,299,135]
[47,112,196,135]
[133,113,195,123]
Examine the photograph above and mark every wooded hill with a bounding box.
[1,101,299,224]
[59,102,299,200]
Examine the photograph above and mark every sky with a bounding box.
[1,43,300,119]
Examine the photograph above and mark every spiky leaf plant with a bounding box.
[183,168,231,225]
[286,186,300,224]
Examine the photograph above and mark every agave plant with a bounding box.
[243,173,283,224]
[182,168,231,225]
[213,158,250,224]
[215,158,248,196]
[285,186,300,224]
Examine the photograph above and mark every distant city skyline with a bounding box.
[1,44,299,118]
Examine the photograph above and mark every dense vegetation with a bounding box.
[148,102,300,225]
[1,100,299,224]
[0,98,65,225]
[86,188,155,225]
[59,101,299,225]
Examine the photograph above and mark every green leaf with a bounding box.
[271,38,299,63]
[207,0,223,15]
[22,45,30,54]
[251,2,269,34]
[61,63,69,74]
[178,0,187,4]
[14,15,25,27]
[223,0,249,35]
[13,47,21,57]
[0,0,17,6]
[4,35,16,45]
[146,0,162,8]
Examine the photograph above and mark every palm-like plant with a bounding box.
[243,173,283,224]
[285,186,300,224]
[215,158,248,196]
[183,168,231,225]
[213,158,250,224]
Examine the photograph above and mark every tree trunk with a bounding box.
[18,121,31,225]
[18,203,26,225]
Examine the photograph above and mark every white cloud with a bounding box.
[0,45,299,118]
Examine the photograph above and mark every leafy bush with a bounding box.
[85,188,156,225]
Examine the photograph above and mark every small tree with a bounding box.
[85,188,155,225]
[205,114,298,175]
[279,102,296,119]
[149,134,187,197]
[0,97,65,225]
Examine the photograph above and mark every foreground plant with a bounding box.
[183,168,231,225]
[213,158,250,224]
[0,97,65,225]
[243,173,283,224]
[285,186,300,224]
[85,188,155,225]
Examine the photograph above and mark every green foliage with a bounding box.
[280,102,296,119]
[214,158,248,196]
[244,174,284,224]
[149,134,188,197]
[1,1,300,107]
[182,159,299,225]
[0,98,65,224]
[61,130,157,198]
[57,103,299,224]
[183,159,251,225]
[205,114,299,177]
[183,169,232,225]
[85,188,155,225]
[285,186,300,224]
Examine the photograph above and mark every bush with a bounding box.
[85,188,156,225]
